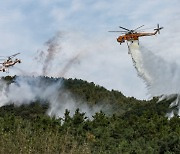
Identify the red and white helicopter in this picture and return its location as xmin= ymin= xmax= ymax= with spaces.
xmin=0 ymin=53 xmax=21 ymax=72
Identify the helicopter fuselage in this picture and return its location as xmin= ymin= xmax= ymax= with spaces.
xmin=117 ymin=31 xmax=158 ymax=44
xmin=0 ymin=52 xmax=21 ymax=73
xmin=2 ymin=59 xmax=21 ymax=67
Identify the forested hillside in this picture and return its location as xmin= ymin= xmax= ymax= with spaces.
xmin=0 ymin=76 xmax=179 ymax=153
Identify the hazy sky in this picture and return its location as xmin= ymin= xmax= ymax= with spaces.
xmin=0 ymin=0 xmax=180 ymax=99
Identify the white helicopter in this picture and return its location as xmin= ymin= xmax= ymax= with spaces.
xmin=0 ymin=53 xmax=21 ymax=72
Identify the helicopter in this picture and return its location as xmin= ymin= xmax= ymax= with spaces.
xmin=109 ymin=24 xmax=163 ymax=53
xmin=0 ymin=53 xmax=21 ymax=72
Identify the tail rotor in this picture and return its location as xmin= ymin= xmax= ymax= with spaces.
xmin=154 ymin=24 xmax=163 ymax=34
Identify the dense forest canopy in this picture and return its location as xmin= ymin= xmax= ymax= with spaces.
xmin=0 ymin=76 xmax=179 ymax=153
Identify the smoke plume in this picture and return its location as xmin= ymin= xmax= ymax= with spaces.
xmin=0 ymin=76 xmax=107 ymax=119
xmin=129 ymin=41 xmax=180 ymax=117
xmin=59 ymin=51 xmax=82 ymax=77
xmin=35 ymin=32 xmax=62 ymax=76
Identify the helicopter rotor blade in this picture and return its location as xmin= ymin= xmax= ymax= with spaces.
xmin=137 ymin=27 xmax=155 ymax=31
xmin=119 ymin=26 xmax=131 ymax=31
xmin=8 ymin=52 xmax=20 ymax=58
xmin=133 ymin=25 xmax=145 ymax=31
xmin=108 ymin=30 xmax=127 ymax=32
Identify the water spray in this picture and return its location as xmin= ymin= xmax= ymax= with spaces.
xmin=129 ymin=41 xmax=180 ymax=118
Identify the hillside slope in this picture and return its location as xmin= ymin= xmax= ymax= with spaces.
xmin=0 ymin=76 xmax=179 ymax=153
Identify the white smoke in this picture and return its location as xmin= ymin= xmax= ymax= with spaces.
xmin=129 ymin=41 xmax=180 ymax=117
xmin=0 ymin=76 xmax=107 ymax=119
